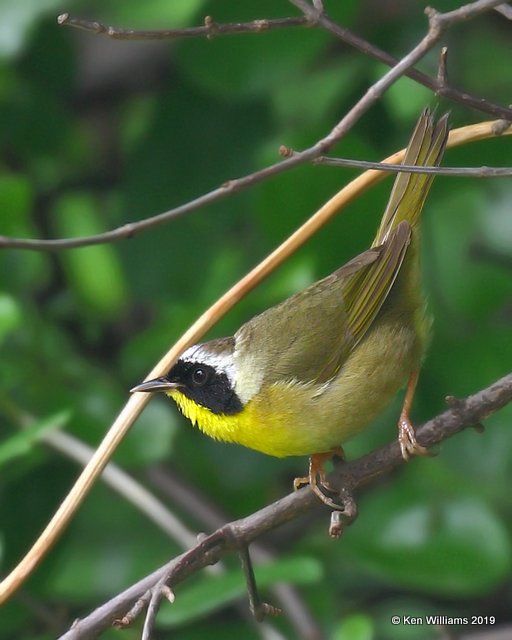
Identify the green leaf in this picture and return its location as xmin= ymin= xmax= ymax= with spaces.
xmin=52 ymin=193 xmax=129 ymax=318
xmin=0 ymin=294 xmax=22 ymax=345
xmin=333 ymin=613 xmax=375 ymax=640
xmin=158 ymin=556 xmax=323 ymax=627
xmin=0 ymin=410 xmax=71 ymax=468
xmin=345 ymin=490 xmax=511 ymax=597
xmin=0 ymin=173 xmax=49 ymax=290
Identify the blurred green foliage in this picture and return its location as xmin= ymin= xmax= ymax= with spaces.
xmin=0 ymin=1 xmax=511 ymax=639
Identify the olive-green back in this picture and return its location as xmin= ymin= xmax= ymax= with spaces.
xmin=236 ymin=110 xmax=449 ymax=388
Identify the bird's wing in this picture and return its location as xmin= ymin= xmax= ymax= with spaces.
xmin=235 ymin=221 xmax=411 ymax=386
xmin=314 ymin=220 xmax=410 ymax=382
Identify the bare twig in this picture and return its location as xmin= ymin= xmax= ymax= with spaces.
xmin=437 ymin=46 xmax=450 ymax=88
xmin=147 ymin=467 xmax=323 ymax=639
xmin=57 ymin=12 xmax=311 ymax=39
xmin=141 ymin=531 xmax=281 ymax=637
xmin=112 ymin=591 xmax=151 ymax=629
xmin=57 ymin=372 xmax=512 ymax=639
xmin=313 ymin=158 xmax=512 ymax=177
xmin=140 ymin=584 xmax=168 ymax=640
xmin=58 ymin=3 xmax=512 ymax=120
xmin=0 ymin=2 xmax=509 ymax=252
xmin=291 ymin=0 xmax=512 ymax=120
xmin=0 ymin=122 xmax=510 ymax=252
xmin=238 ymin=546 xmax=282 ymax=622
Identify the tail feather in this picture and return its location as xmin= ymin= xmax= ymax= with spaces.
xmin=372 ymin=108 xmax=449 ymax=247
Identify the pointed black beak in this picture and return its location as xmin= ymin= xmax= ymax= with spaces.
xmin=130 ymin=377 xmax=181 ymax=394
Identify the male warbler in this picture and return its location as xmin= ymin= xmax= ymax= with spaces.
xmin=132 ymin=109 xmax=449 ymax=506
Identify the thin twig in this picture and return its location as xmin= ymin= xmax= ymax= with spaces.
xmin=141 ymin=585 xmax=165 ymax=640
xmin=149 ymin=469 xmax=323 ymax=638
xmin=238 ymin=546 xmax=282 ymax=622
xmin=57 ymin=372 xmax=512 ymax=639
xmin=58 ymin=3 xmax=512 ymax=120
xmin=437 ymin=46 xmax=450 ymax=88
xmin=141 ymin=533 xmax=281 ymax=637
xmin=147 ymin=467 xmax=323 ymax=639
xmin=0 ymin=122 xmax=509 ymax=252
xmin=57 ymin=12 xmax=311 ymax=39
xmin=290 ymin=0 xmax=512 ymax=121
xmin=313 ymin=158 xmax=512 ymax=176
xmin=0 ymin=1 xmax=507 ymax=252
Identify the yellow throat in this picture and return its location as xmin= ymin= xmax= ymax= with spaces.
xmin=169 ymin=389 xmax=248 ymax=445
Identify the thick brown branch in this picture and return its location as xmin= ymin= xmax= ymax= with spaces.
xmin=58 ymin=372 xmax=512 ymax=639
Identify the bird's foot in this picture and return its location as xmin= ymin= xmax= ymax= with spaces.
xmin=398 ymin=412 xmax=428 ymax=460
xmin=294 ymin=449 xmax=347 ymax=511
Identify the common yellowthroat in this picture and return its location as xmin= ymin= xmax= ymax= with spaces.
xmin=132 ymin=109 xmax=449 ymax=506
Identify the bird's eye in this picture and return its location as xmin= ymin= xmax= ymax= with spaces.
xmin=191 ymin=367 xmax=208 ymax=386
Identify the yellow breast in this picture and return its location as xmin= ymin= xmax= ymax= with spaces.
xmin=168 ymin=309 xmax=423 ymax=459
xmin=169 ymin=387 xmax=297 ymax=456
xmin=168 ymin=384 xmax=349 ymax=458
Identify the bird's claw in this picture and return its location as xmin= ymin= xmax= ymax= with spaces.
xmin=398 ymin=413 xmax=428 ymax=460
xmin=294 ymin=449 xmax=352 ymax=512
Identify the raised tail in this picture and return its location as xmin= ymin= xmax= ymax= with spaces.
xmin=372 ymin=108 xmax=449 ymax=247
